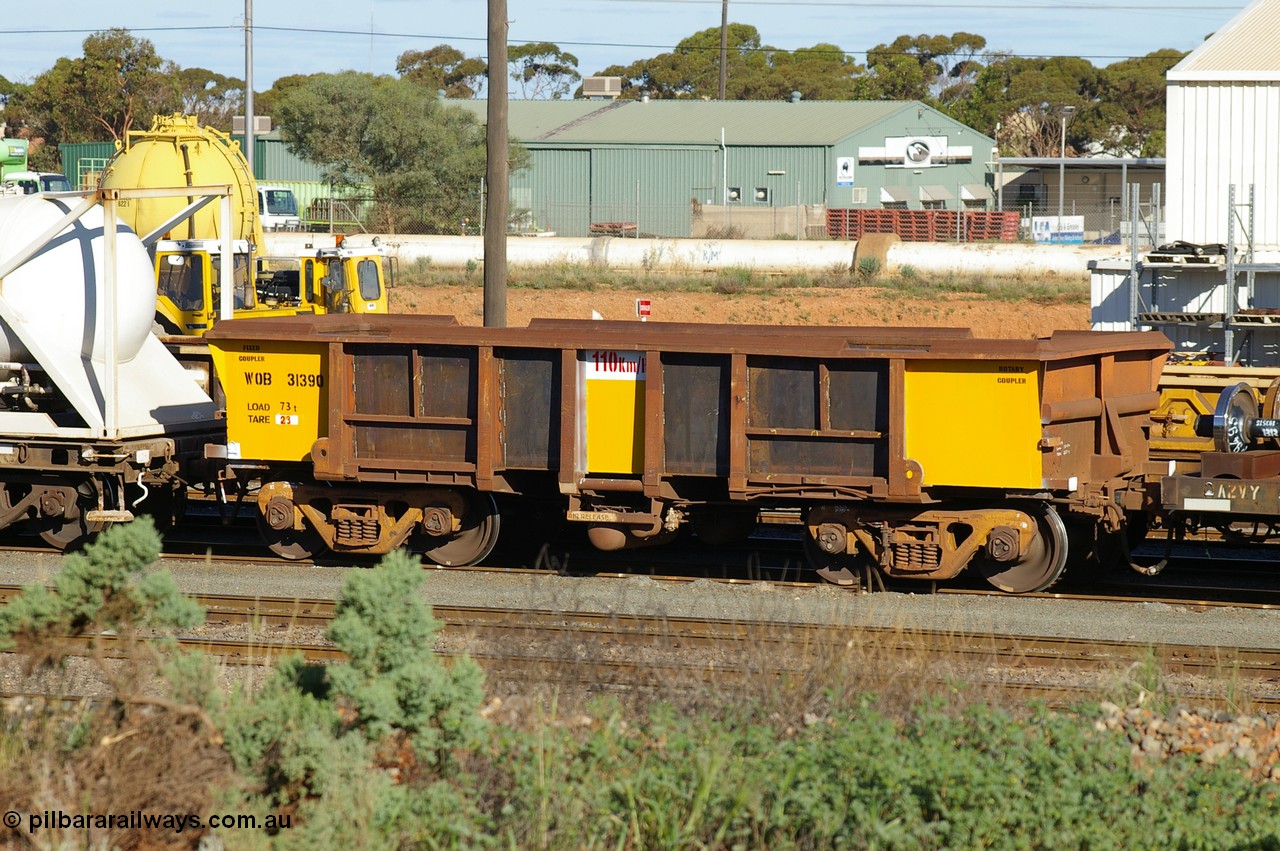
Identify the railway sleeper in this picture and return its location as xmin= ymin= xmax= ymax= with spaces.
xmin=255 ymin=480 xmax=500 ymax=565
xmin=805 ymin=502 xmax=1069 ymax=594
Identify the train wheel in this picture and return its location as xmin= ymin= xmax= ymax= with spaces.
xmin=37 ymin=515 xmax=105 ymax=551
xmin=419 ymin=491 xmax=501 ymax=567
xmin=803 ymin=535 xmax=877 ymax=588
xmin=33 ymin=481 xmax=105 ymax=551
xmin=255 ymin=513 xmax=326 ymax=560
xmin=972 ymin=504 xmax=1069 ymax=594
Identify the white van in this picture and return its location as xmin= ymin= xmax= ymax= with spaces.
xmin=3 ymin=171 xmax=73 ymax=195
xmin=258 ymin=185 xmax=302 ymax=231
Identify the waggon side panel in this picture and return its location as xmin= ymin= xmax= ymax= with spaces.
xmin=662 ymin=354 xmax=730 ymax=476
xmin=903 ymin=359 xmax=1042 ymax=489
xmin=744 ymin=355 xmax=890 ymax=482
xmin=497 ymin=348 xmax=560 ymax=471
xmin=208 ymin=337 xmax=329 ymax=462
xmin=344 ymin=344 xmax=477 ymax=472
xmin=207 ymin=317 xmax=1171 ymax=500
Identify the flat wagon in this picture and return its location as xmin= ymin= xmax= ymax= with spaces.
xmin=206 ymin=316 xmax=1171 ymax=592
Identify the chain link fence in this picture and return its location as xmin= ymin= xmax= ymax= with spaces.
xmin=997 ymin=198 xmax=1167 ymax=246
xmin=301 ymin=191 xmax=1166 ymax=245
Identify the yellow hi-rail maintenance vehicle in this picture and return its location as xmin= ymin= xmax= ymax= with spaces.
xmin=100 ymin=114 xmax=388 ymax=336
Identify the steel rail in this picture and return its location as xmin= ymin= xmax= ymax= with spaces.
xmin=2 ymin=587 xmax=1277 ymax=710
xmin=3 ymin=582 xmax=1279 ymax=672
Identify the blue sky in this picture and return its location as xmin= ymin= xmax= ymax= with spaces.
xmin=0 ymin=0 xmax=1248 ymax=92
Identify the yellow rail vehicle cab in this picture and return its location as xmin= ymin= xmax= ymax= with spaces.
xmin=155 ymin=240 xmax=320 ymax=335
xmin=155 ymin=244 xmax=255 ymax=334
xmin=310 ymin=250 xmax=388 ymax=315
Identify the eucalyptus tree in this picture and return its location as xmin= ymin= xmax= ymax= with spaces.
xmin=396 ymin=46 xmax=488 ymax=98
xmin=10 ymin=28 xmax=179 ymax=149
xmin=275 ymin=71 xmax=528 ymax=233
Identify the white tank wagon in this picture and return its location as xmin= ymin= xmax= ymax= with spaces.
xmin=0 ymin=193 xmax=220 ymax=548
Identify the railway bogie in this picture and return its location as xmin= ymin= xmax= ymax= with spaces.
xmin=0 ymin=434 xmax=207 ymax=549
xmin=249 ymin=477 xmax=501 ymax=564
xmin=206 ymin=315 xmax=1171 ymax=592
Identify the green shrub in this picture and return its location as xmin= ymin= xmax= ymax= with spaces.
xmin=217 ymin=550 xmax=488 ymax=847
xmin=856 ymin=256 xmax=882 ymax=278
xmin=479 ymin=699 xmax=1280 ymax=849
xmin=3 ymin=527 xmax=1275 ymax=849
xmin=0 ymin=517 xmax=203 ymax=656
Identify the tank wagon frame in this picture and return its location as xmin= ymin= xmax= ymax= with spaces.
xmin=0 ymin=190 xmax=222 ymax=547
xmin=206 ymin=315 xmax=1171 ymax=593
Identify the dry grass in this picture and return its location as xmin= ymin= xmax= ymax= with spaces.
xmin=447 ymin=601 xmax=1273 ymax=732
xmin=392 ymin=258 xmax=1086 ymax=303
xmin=0 ymin=687 xmax=233 ymax=850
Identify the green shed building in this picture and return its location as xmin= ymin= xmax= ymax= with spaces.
xmin=61 ymin=99 xmax=996 ymax=239
xmin=446 ymin=98 xmax=996 ymax=238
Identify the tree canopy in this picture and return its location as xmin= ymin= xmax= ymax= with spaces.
xmin=274 ymin=71 xmax=529 ymax=233
xmin=9 ymin=29 xmax=179 ymax=151
xmin=0 ymin=25 xmax=1190 ymax=165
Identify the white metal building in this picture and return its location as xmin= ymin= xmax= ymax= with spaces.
xmin=1165 ymin=0 xmax=1280 ymax=249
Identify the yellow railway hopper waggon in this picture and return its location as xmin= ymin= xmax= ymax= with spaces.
xmin=205 ymin=316 xmax=1171 ymax=593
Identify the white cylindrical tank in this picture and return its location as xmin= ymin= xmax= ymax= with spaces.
xmin=0 ymin=195 xmax=156 ymax=366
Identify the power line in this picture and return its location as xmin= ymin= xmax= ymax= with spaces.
xmin=0 ymin=23 xmax=1200 ymax=64
xmin=593 ymin=0 xmax=1233 ymax=5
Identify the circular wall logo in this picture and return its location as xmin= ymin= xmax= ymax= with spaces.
xmin=906 ymin=140 xmax=931 ymax=163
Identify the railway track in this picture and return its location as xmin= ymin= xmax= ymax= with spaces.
xmin=13 ymin=527 xmax=1280 ymax=610
xmin=2 ymin=584 xmax=1277 ymax=711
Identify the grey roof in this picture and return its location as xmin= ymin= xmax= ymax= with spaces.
xmin=443 ymin=99 xmax=944 ymax=146
xmin=1000 ymin=157 xmax=1166 ymax=167
xmin=1168 ymin=0 xmax=1280 ymax=81
xmin=442 ymin=100 xmax=607 ymax=139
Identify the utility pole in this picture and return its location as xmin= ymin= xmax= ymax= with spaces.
xmin=244 ymin=0 xmax=254 ymax=179
xmin=717 ymin=0 xmax=728 ymax=100
xmin=1057 ymin=105 xmax=1076 ymax=224
xmin=484 ymin=0 xmax=508 ymax=327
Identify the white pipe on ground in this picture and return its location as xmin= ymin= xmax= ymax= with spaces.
xmin=264 ymin=233 xmax=1124 ymax=280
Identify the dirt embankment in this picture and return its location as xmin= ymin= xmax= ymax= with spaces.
xmin=392 ymin=286 xmax=1088 ymax=339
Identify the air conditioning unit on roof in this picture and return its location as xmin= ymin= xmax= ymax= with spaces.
xmin=582 ymin=77 xmax=622 ymax=99
xmin=233 ymin=115 xmax=273 ymax=134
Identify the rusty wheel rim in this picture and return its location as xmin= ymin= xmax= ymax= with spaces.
xmin=803 ymin=534 xmax=868 ymax=588
xmin=37 ymin=515 xmax=104 ymax=551
xmin=33 ymin=480 xmax=104 ymax=551
xmin=973 ymin=504 xmax=1069 ymax=594
xmin=420 ymin=491 xmax=501 ymax=567
xmin=255 ymin=512 xmax=326 ymax=560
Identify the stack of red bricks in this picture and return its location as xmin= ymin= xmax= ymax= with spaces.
xmin=824 ymin=209 xmax=1020 ymax=242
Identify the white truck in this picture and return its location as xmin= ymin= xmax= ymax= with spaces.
xmin=257 ymin=184 xmax=302 ymax=231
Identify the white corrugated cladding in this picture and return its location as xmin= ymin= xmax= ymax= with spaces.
xmin=1166 ymin=0 xmax=1280 ymax=247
